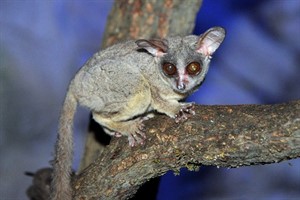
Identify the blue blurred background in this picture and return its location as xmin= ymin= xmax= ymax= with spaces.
xmin=0 ymin=0 xmax=299 ymax=199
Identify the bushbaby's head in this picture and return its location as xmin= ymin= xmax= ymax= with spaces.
xmin=135 ymin=27 xmax=226 ymax=94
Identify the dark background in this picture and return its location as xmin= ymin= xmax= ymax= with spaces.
xmin=1 ymin=0 xmax=299 ymax=199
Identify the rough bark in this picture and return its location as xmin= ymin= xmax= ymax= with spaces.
xmin=74 ymin=101 xmax=300 ymax=199
xmin=101 ymin=0 xmax=203 ymax=47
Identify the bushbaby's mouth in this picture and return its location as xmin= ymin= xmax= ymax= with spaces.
xmin=173 ymin=87 xmax=190 ymax=95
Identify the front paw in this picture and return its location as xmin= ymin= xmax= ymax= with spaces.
xmin=174 ymin=103 xmax=195 ymax=123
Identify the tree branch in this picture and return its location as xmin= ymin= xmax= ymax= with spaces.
xmin=73 ymin=101 xmax=300 ymax=199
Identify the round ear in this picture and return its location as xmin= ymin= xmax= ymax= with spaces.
xmin=196 ymin=27 xmax=226 ymax=57
xmin=135 ymin=39 xmax=168 ymax=57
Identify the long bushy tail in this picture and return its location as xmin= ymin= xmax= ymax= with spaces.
xmin=50 ymin=91 xmax=77 ymax=200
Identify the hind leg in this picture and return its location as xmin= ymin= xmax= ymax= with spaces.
xmin=92 ymin=113 xmax=148 ymax=146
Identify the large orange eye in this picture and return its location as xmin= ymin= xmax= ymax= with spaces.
xmin=186 ymin=62 xmax=201 ymax=75
xmin=162 ymin=63 xmax=177 ymax=76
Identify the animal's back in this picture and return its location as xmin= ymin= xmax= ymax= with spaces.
xmin=70 ymin=40 xmax=153 ymax=114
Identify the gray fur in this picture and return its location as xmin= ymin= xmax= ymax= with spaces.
xmin=51 ymin=27 xmax=225 ymax=200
